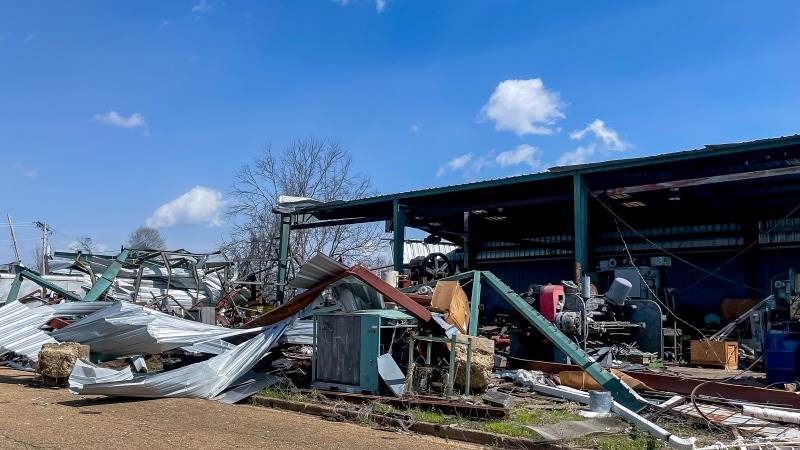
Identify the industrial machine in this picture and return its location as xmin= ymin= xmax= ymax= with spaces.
xmin=522 ymin=277 xmax=664 ymax=357
xmin=405 ymin=252 xmax=454 ymax=283
xmin=311 ymin=310 xmax=414 ymax=394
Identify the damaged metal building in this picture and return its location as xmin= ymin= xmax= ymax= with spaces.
xmin=275 ymin=135 xmax=800 ymax=327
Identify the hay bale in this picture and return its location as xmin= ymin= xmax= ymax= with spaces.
xmin=37 ymin=342 xmax=90 ymax=380
xmin=452 ymin=336 xmax=494 ymax=392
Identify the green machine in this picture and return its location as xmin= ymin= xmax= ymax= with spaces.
xmin=312 ymin=310 xmax=412 ymax=394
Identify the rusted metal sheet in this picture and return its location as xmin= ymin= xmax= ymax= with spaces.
xmin=244 ymin=265 xmax=431 ymax=328
xmin=302 ymin=389 xmax=508 ymax=419
xmin=595 ymin=165 xmax=800 ymax=197
xmin=514 ymin=359 xmax=800 ymax=409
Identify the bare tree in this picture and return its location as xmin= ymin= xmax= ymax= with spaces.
xmin=68 ymin=236 xmax=95 ymax=253
xmin=128 ymin=227 xmax=166 ymax=250
xmin=223 ymin=137 xmax=384 ymax=286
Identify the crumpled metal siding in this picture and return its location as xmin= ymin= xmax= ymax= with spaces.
xmin=51 ymin=302 xmax=263 ymax=356
xmin=68 ymin=319 xmax=290 ymax=399
xmin=0 ymin=301 xmax=56 ymax=361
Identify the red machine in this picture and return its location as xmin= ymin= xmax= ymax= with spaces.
xmin=539 ymin=284 xmax=564 ymax=321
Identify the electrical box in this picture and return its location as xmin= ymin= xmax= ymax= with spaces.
xmin=312 ymin=311 xmax=413 ymax=395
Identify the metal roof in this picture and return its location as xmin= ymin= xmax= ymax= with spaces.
xmin=296 ymin=134 xmax=800 ymax=215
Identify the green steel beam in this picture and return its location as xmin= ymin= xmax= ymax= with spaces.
xmin=468 ymin=270 xmax=481 ymax=335
xmin=82 ymin=249 xmax=131 ymax=302
xmin=573 ymin=174 xmax=588 ymax=274
xmin=4 ymin=270 xmax=83 ymax=304
xmin=392 ymin=199 xmax=406 ymax=272
xmin=275 ymin=214 xmax=291 ymax=304
xmin=480 ymin=271 xmax=645 ymax=412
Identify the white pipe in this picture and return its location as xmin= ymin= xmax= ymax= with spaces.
xmin=528 ymin=383 xmax=697 ymax=450
xmin=741 ymin=405 xmax=800 ymax=425
xmin=695 ymin=441 xmax=800 ymax=450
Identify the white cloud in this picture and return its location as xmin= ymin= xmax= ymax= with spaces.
xmin=14 ymin=163 xmax=37 ymax=178
xmin=24 ymin=32 xmax=38 ymax=42
xmin=438 ymin=145 xmax=544 ymax=176
xmin=495 ymin=144 xmax=541 ymax=168
xmin=437 ymin=153 xmax=473 ymax=176
xmin=570 ymin=119 xmax=627 ymax=151
xmin=160 ymin=20 xmax=171 ymax=28
xmin=192 ymin=0 xmax=212 ymax=13
xmin=410 ymin=124 xmax=419 ymax=133
xmin=556 ymin=144 xmax=596 ymax=166
xmin=479 ymin=78 xmax=565 ymax=136
xmin=146 ymin=186 xmax=223 ymax=228
xmin=94 ymin=111 xmax=148 ymax=135
xmin=375 ymin=0 xmax=387 ymax=12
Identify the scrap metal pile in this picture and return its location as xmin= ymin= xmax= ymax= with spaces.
xmin=1 ymin=249 xmax=799 ymax=450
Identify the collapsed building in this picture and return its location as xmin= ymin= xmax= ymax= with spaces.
xmin=1 ymin=135 xmax=800 ymax=449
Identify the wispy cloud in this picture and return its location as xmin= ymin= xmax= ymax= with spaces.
xmin=146 ymin=186 xmax=223 ymax=228
xmin=570 ymin=119 xmax=627 ymax=151
xmin=410 ymin=124 xmax=420 ymax=133
xmin=495 ymin=144 xmax=542 ymax=168
xmin=160 ymin=19 xmax=171 ymax=28
xmin=334 ymin=0 xmax=388 ymax=13
xmin=478 ymin=78 xmax=565 ymax=136
xmin=437 ymin=153 xmax=473 ymax=176
xmin=192 ymin=0 xmax=212 ymax=13
xmin=556 ymin=143 xmax=597 ymax=166
xmin=438 ymin=144 xmax=543 ymax=177
xmin=15 ymin=163 xmax=38 ymax=178
xmin=94 ymin=111 xmax=149 ymax=135
xmin=24 ymin=32 xmax=38 ymax=43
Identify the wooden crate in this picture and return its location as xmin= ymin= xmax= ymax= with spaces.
xmin=690 ymin=340 xmax=738 ymax=369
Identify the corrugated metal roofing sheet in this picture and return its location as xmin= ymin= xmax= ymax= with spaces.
xmin=297 ymin=134 xmax=800 ymax=213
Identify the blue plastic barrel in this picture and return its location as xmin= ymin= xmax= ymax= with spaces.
xmin=764 ymin=331 xmax=800 ymax=385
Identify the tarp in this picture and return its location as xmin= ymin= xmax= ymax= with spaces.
xmin=68 ymin=319 xmax=290 ymax=399
xmin=51 ymin=302 xmax=263 ymax=356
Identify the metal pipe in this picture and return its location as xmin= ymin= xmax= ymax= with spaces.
xmin=526 ymin=383 xmax=696 ymax=450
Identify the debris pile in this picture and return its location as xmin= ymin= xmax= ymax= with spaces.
xmin=0 ymin=249 xmax=798 ymax=450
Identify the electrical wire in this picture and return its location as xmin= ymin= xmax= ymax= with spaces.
xmin=591 ymin=192 xmax=768 ymax=295
xmin=682 ymin=201 xmax=800 ymax=293
xmin=689 ymin=355 xmax=764 ymax=432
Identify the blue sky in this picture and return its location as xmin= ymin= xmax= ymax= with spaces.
xmin=2 ymin=1 xmax=800 ymax=263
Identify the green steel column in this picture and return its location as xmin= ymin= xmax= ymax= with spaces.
xmin=468 ymin=270 xmax=481 ymax=335
xmin=392 ymin=199 xmax=406 ymax=272
xmin=573 ymin=174 xmax=589 ymax=275
xmin=275 ymin=213 xmax=291 ymax=304
xmin=83 ymin=249 xmax=130 ymax=302
xmin=462 ymin=211 xmax=470 ymax=270
xmin=4 ymin=274 xmax=22 ymax=305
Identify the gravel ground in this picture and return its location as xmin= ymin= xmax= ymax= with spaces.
xmin=0 ymin=368 xmax=479 ymax=449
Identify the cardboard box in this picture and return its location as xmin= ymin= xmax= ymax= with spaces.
xmin=690 ymin=340 xmax=738 ymax=369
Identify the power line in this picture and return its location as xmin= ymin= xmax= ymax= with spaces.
xmin=681 ymin=200 xmax=800 ymax=292
xmin=591 ymin=192 xmax=768 ymax=294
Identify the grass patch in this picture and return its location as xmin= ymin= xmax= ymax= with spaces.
xmin=513 ymin=407 xmax=582 ymax=426
xmin=409 ymin=408 xmax=451 ymax=424
xmin=572 ymin=431 xmax=662 ymax=450
xmin=482 ymin=420 xmax=538 ymax=438
xmin=259 ymin=387 xmax=308 ymax=402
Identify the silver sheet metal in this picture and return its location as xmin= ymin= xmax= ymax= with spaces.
xmin=52 ymin=302 xmax=263 ymax=356
xmin=68 ymin=319 xmax=290 ymax=399
xmin=286 ymin=252 xmax=347 ymax=289
xmin=0 ymin=301 xmax=56 ymax=362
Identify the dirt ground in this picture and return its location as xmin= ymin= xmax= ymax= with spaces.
xmin=0 ymin=368 xmax=480 ymax=450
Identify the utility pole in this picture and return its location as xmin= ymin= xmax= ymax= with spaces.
xmin=35 ymin=221 xmax=49 ymax=274
xmin=6 ymin=214 xmax=21 ymax=264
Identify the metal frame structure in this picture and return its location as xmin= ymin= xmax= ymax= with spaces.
xmin=272 ymin=135 xmax=800 ymax=309
xmin=403 ymin=270 xmax=645 ymax=411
